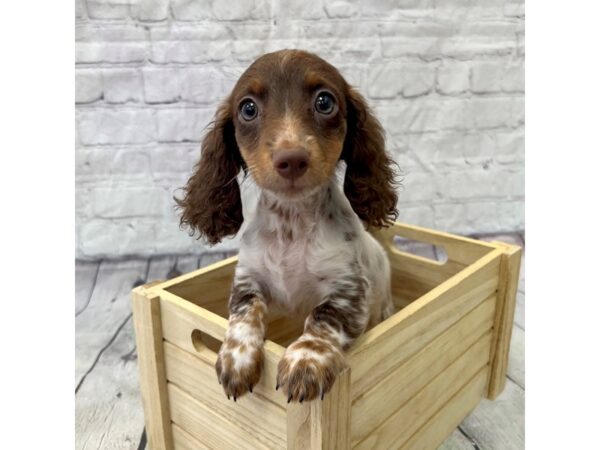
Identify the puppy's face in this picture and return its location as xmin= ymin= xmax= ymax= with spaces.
xmin=229 ymin=50 xmax=349 ymax=199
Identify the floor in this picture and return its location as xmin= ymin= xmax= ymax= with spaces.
xmin=75 ymin=232 xmax=525 ymax=450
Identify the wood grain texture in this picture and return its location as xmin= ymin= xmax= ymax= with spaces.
xmin=75 ymin=315 xmax=145 ymax=450
xmin=487 ymin=243 xmax=522 ymax=399
xmin=349 ymin=249 xmax=502 ymax=398
xmin=351 ymin=296 xmax=495 ymax=444
xmin=168 ymin=382 xmax=271 ymax=450
xmin=400 ymin=368 xmax=488 ymax=450
xmin=131 ymin=285 xmax=174 ymax=450
xmin=159 ymin=291 xmax=286 ymax=408
xmin=76 ymin=259 xmax=147 ymax=385
xmin=287 ymin=368 xmax=351 ymax=450
xmin=163 ymin=341 xmax=286 ymax=448
xmin=171 ymin=424 xmax=211 ymax=450
xmin=354 ymin=336 xmax=491 ymax=449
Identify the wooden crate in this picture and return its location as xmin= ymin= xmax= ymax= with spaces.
xmin=131 ymin=222 xmax=521 ymax=450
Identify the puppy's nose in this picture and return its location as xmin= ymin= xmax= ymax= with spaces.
xmin=273 ymin=149 xmax=309 ymax=180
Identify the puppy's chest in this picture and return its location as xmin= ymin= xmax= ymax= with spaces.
xmin=260 ymin=237 xmax=322 ymax=313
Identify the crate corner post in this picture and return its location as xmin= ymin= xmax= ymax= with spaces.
xmin=286 ymin=368 xmax=351 ymax=450
xmin=487 ymin=243 xmax=523 ymax=400
xmin=131 ymin=284 xmax=175 ymax=450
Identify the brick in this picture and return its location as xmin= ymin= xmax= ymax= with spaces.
xmin=171 ymin=0 xmax=213 ymax=20
xmin=76 ymin=69 xmax=103 ymax=104
xmin=212 ymin=0 xmax=265 ymax=20
xmin=76 ymin=147 xmax=153 ymax=181
xmin=467 ymin=97 xmax=514 ymax=129
xmin=444 ymin=169 xmax=509 ymax=200
xmin=397 ymin=205 xmax=435 ymax=229
xmin=180 ymin=67 xmax=224 ymax=104
xmin=279 ymin=0 xmax=325 ymax=19
xmin=75 ymin=0 xmax=85 ymax=18
xmin=103 ymin=69 xmax=143 ymax=103
xmin=92 ymin=187 xmax=169 ymax=218
xmin=433 ymin=203 xmax=467 ymax=232
xmin=436 ymin=62 xmax=470 ymax=95
xmin=76 ymin=42 xmax=147 ymax=64
xmin=471 ymin=61 xmax=524 ymax=93
xmin=325 ymin=1 xmax=358 ymax=18
xmin=496 ymin=129 xmax=524 ymax=164
xmin=76 ymin=23 xmax=147 ymax=42
xmin=150 ymin=41 xmax=231 ymax=64
xmin=142 ymin=68 xmax=181 ymax=104
xmin=402 ymin=64 xmax=435 ymax=97
xmin=150 ymin=146 xmax=198 ymax=178
xmin=504 ymin=3 xmax=525 ymax=17
xmin=401 ymin=171 xmax=442 ymax=202
xmin=80 ymin=219 xmax=157 ymax=256
xmin=359 ymin=0 xmax=434 ymax=17
xmin=77 ymin=109 xmax=156 ymax=145
xmin=87 ymin=1 xmax=130 ymax=19
xmin=131 ymin=0 xmax=170 ymax=21
xmin=156 ymin=108 xmax=213 ymax=142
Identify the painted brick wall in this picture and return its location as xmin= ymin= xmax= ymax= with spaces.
xmin=75 ymin=0 xmax=525 ymax=259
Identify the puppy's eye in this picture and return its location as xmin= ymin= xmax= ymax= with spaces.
xmin=315 ymin=92 xmax=336 ymax=115
xmin=239 ymin=99 xmax=258 ymax=121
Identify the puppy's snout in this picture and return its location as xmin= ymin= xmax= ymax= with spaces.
xmin=273 ymin=149 xmax=309 ymax=180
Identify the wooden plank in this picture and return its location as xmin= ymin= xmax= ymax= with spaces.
xmin=459 ymin=378 xmax=525 ymax=450
xmin=160 ymin=291 xmax=286 ymax=408
xmin=287 ymin=368 xmax=351 ymax=450
xmin=374 ymin=222 xmax=499 ymax=266
xmin=171 ymin=424 xmax=210 ymax=450
xmin=75 ymin=260 xmax=99 ymax=315
xmin=76 ymin=259 xmax=148 ymax=386
xmin=168 ymin=382 xmax=270 ymax=450
xmin=153 ymin=256 xmax=237 ymax=300
xmin=354 ymin=335 xmax=491 ymax=450
xmin=75 ymin=315 xmax=145 ymax=450
xmin=351 ymin=296 xmax=495 ymax=444
xmin=349 ymin=249 xmax=502 ymax=397
xmin=163 ymin=342 xmax=286 ymax=448
xmin=507 ymin=324 xmax=525 ymax=388
xmin=487 ymin=243 xmax=522 ymax=399
xmin=131 ymin=285 xmax=174 ymax=450
xmin=400 ymin=369 xmax=488 ymax=450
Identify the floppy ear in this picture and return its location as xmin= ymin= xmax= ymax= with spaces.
xmin=175 ymin=99 xmax=244 ymax=245
xmin=341 ymin=88 xmax=399 ymax=228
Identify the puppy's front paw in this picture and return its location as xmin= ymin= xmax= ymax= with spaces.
xmin=276 ymin=337 xmax=345 ymax=403
xmin=216 ymin=339 xmax=263 ymax=401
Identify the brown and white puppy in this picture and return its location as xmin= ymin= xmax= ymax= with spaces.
xmin=177 ymin=49 xmax=398 ymax=403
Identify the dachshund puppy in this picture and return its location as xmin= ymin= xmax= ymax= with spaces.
xmin=177 ymin=49 xmax=398 ymax=403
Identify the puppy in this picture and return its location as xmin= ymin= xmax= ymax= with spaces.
xmin=177 ymin=49 xmax=398 ymax=403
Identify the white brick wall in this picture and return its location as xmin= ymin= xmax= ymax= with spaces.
xmin=75 ymin=0 xmax=525 ymax=259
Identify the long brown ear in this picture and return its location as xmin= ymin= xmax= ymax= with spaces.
xmin=175 ymin=99 xmax=244 ymax=245
xmin=341 ymin=88 xmax=399 ymax=228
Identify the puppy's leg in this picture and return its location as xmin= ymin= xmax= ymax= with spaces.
xmin=276 ymin=278 xmax=369 ymax=402
xmin=216 ymin=283 xmax=267 ymax=401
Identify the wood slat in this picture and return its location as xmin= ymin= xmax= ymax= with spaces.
xmin=287 ymin=369 xmax=351 ymax=450
xmin=487 ymin=243 xmax=522 ymax=399
xmin=400 ymin=369 xmax=488 ymax=450
xmin=160 ymin=292 xmax=286 ymax=408
xmin=131 ymin=286 xmax=174 ymax=450
xmin=75 ymin=316 xmax=145 ymax=450
xmin=171 ymin=424 xmax=210 ymax=450
xmin=373 ymin=222 xmax=499 ymax=266
xmin=351 ymin=295 xmax=496 ymax=444
xmin=76 ymin=259 xmax=147 ymax=385
xmin=167 ymin=382 xmax=271 ymax=450
xmin=163 ymin=342 xmax=286 ymax=448
xmin=353 ymin=335 xmax=491 ymax=450
xmin=349 ymin=249 xmax=502 ymax=397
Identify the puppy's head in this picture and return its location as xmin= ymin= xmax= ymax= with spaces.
xmin=177 ymin=50 xmax=398 ymax=244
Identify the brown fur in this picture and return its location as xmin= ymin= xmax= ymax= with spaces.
xmin=175 ymin=49 xmax=399 ymax=244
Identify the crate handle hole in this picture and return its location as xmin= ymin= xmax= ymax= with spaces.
xmin=392 ymin=235 xmax=448 ymax=264
xmin=191 ymin=329 xmax=222 ymax=354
